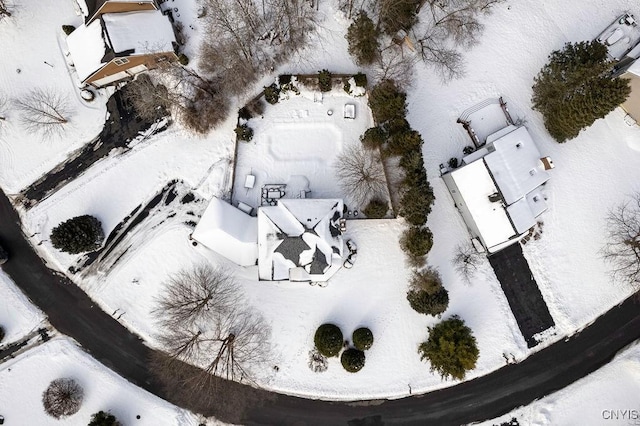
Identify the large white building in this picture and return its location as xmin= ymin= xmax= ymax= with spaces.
xmin=442 ymin=125 xmax=553 ymax=253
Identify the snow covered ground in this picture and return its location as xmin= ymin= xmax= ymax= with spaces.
xmin=0 ymin=271 xmax=46 ymax=345
xmin=0 ymin=337 xmax=202 ymax=426
xmin=1 ymin=0 xmax=639 ymax=406
xmin=478 ymin=341 xmax=640 ymax=426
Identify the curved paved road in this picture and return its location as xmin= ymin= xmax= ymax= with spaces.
xmin=1 ymin=188 xmax=639 ymax=426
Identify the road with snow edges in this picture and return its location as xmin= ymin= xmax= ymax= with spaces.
xmin=1 ymin=188 xmax=639 ymax=426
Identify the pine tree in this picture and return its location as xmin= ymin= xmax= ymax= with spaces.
xmin=50 ymin=215 xmax=104 ymax=254
xmin=88 ymin=411 xmax=120 ymax=426
xmin=532 ymin=41 xmax=631 ymax=142
xmin=346 ymin=11 xmax=380 ymax=65
xmin=418 ymin=315 xmax=479 ymax=380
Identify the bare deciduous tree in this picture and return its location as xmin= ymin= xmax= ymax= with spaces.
xmin=122 ymin=74 xmax=173 ymax=123
xmin=335 ymin=144 xmax=388 ymax=207
xmin=452 ymin=242 xmax=483 ymax=282
xmin=0 ymin=0 xmax=12 ymax=18
xmin=14 ymin=88 xmax=72 ymax=139
xmin=374 ymin=47 xmax=417 ymax=88
xmin=42 ymin=378 xmax=84 ymax=419
xmin=602 ymin=193 xmax=640 ymax=289
xmin=414 ymin=0 xmax=504 ymax=81
xmin=154 ymin=264 xmax=271 ymax=393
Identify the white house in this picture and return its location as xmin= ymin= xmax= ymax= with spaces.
xmin=193 ymin=198 xmax=345 ymax=282
xmin=442 ymin=125 xmax=553 ymax=253
xmin=191 ymin=197 xmax=258 ymax=266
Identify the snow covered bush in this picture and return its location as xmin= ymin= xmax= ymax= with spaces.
xmin=407 ymin=268 xmax=449 ymax=316
xmin=341 ymin=348 xmax=366 ymax=373
xmin=346 ymin=11 xmax=380 ymax=65
xmin=363 ymin=198 xmax=389 ymax=218
xmin=532 ymin=40 xmax=630 ymax=142
xmin=352 ymin=328 xmax=374 ymax=351
xmin=418 ymin=316 xmax=479 ymax=380
xmin=264 ymin=84 xmax=280 ymax=105
xmin=308 ymin=349 xmax=329 ymax=373
xmin=42 ymin=378 xmax=84 ymax=419
xmin=88 ymin=411 xmax=120 ymax=426
xmin=314 ymin=324 xmax=343 ymax=357
xmin=50 ymin=215 xmax=104 ymax=254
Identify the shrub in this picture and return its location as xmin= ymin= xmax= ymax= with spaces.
xmin=448 ymin=157 xmax=459 ymax=169
xmin=279 ymin=74 xmax=292 ymax=85
xmin=532 ymin=41 xmax=630 ymax=142
xmin=346 ymin=12 xmax=380 ymax=65
xmin=410 ymin=268 xmax=443 ymax=294
xmin=62 ymin=25 xmax=76 ymax=35
xmin=264 ymin=83 xmax=280 ymax=104
xmin=238 ymin=107 xmax=252 ymax=120
xmin=50 ymin=215 xmax=104 ymax=254
xmin=341 ymin=348 xmax=366 ymax=372
xmin=314 ymin=324 xmax=343 ymax=357
xmin=400 ymin=226 xmax=433 ymax=259
xmin=418 ymin=316 xmax=479 ymax=380
xmin=353 ymin=72 xmax=368 ymax=88
xmin=369 ymin=80 xmax=406 ymax=124
xmin=235 ymin=123 xmax=254 ymax=142
xmin=0 ymin=325 xmax=4 ymax=342
xmin=407 ymin=288 xmax=449 ymax=316
xmin=177 ymin=53 xmax=189 ymax=65
xmin=89 ymin=411 xmax=121 ymax=426
xmin=352 ymin=328 xmax=374 ymax=351
xmin=364 ymin=198 xmax=388 ymax=218
xmin=361 ymin=127 xmax=386 ymax=150
xmin=388 ymin=129 xmax=423 ymax=156
xmin=318 ymin=69 xmax=332 ymax=92
xmin=42 ymin=378 xmax=84 ymax=419
xmin=400 ymin=186 xmax=433 ymax=226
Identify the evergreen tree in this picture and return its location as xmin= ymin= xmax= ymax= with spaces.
xmin=50 ymin=215 xmax=104 ymax=254
xmin=346 ymin=11 xmax=380 ymax=66
xmin=88 ymin=411 xmax=120 ymax=426
xmin=368 ymin=80 xmax=407 ymax=124
xmin=418 ymin=315 xmax=479 ymax=380
xmin=407 ymin=288 xmax=449 ymax=316
xmin=532 ymin=41 xmax=630 ymax=142
xmin=400 ymin=226 xmax=433 ymax=258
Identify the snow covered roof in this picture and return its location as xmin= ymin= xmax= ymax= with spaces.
xmin=67 ymin=20 xmax=108 ymax=81
xmin=484 ymin=126 xmax=550 ymax=205
xmin=258 ymin=199 xmax=344 ymax=281
xmin=192 ymin=198 xmax=258 ymax=266
xmin=449 ymin=160 xmax=517 ymax=250
xmin=102 ymin=11 xmax=175 ymax=55
xmin=445 ymin=125 xmax=551 ymax=252
xmin=66 ymin=10 xmax=175 ymax=82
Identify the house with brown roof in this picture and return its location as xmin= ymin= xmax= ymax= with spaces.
xmin=66 ymin=6 xmax=177 ymax=88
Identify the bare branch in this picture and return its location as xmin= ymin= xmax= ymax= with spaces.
xmin=452 ymin=242 xmax=483 ymax=282
xmin=14 ymin=88 xmax=72 ymax=139
xmin=602 ymin=193 xmax=640 ymax=289
xmin=335 ymin=144 xmax=388 ymax=207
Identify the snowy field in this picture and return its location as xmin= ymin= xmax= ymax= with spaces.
xmin=233 ymin=85 xmax=374 ymax=210
xmin=1 ymin=0 xmax=639 ymax=406
xmin=478 ymin=341 xmax=640 ymax=426
xmin=0 ymin=337 xmax=202 ymax=426
xmin=0 ymin=0 xmax=108 ymax=194
xmin=0 ymin=271 xmax=46 ymax=345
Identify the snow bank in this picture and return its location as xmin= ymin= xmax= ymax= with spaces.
xmin=0 ymin=271 xmax=45 ymax=344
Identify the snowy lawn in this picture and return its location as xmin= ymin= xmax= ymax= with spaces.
xmin=0 ymin=337 xmax=201 ymax=426
xmin=0 ymin=270 xmax=46 ymax=345
xmin=0 ymin=0 xmax=108 ymax=194
xmin=233 ymin=83 xmax=374 ymax=210
xmin=478 ymin=341 xmax=640 ymax=426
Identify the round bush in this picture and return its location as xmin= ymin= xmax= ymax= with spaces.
xmin=341 ymin=348 xmax=366 ymax=373
xmin=314 ymin=324 xmax=343 ymax=357
xmin=264 ymin=83 xmax=280 ymax=104
xmin=363 ymin=198 xmax=388 ymax=218
xmin=50 ymin=215 xmax=104 ymax=254
xmin=361 ymin=127 xmax=386 ymax=150
xmin=177 ymin=53 xmax=189 ymax=66
xmin=42 ymin=378 xmax=84 ymax=419
xmin=407 ymin=288 xmax=449 ymax=316
xmin=400 ymin=226 xmax=433 ymax=258
xmin=235 ymin=123 xmax=253 ymax=142
xmin=352 ymin=327 xmax=374 ymax=351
